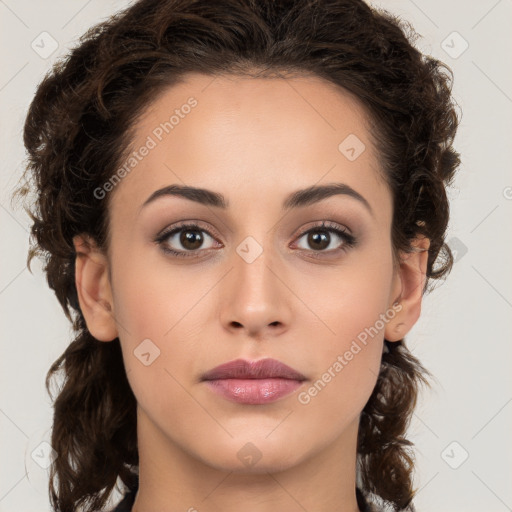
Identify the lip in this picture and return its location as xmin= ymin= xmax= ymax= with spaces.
xmin=201 ymin=358 xmax=307 ymax=405
xmin=201 ymin=358 xmax=306 ymax=381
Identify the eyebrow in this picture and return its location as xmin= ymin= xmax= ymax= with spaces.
xmin=141 ymin=182 xmax=374 ymax=216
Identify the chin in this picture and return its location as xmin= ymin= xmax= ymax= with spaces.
xmin=198 ymin=437 xmax=307 ymax=474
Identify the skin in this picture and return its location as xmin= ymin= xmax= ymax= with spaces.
xmin=73 ymin=72 xmax=429 ymax=512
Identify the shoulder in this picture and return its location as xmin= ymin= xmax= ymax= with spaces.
xmin=110 ymin=487 xmax=137 ymax=512
xmin=360 ymin=490 xmax=416 ymax=512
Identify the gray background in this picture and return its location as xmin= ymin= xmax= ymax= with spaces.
xmin=1 ymin=0 xmax=511 ymax=511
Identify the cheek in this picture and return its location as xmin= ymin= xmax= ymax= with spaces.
xmin=110 ymin=248 xmax=200 ymax=339
xmin=111 ymin=259 xmax=204 ymax=421
xmin=110 ymin=250 xmax=213 ymax=393
xmin=293 ymin=249 xmax=393 ymax=410
xmin=302 ymin=246 xmax=394 ymax=349
xmin=295 ymin=277 xmax=389 ymax=429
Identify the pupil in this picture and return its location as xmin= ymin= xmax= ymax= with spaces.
xmin=309 ymin=231 xmax=329 ymax=250
xmin=181 ymin=230 xmax=203 ymax=250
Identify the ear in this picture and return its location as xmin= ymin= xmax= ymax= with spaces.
xmin=384 ymin=235 xmax=430 ymax=342
xmin=73 ymin=234 xmax=118 ymax=342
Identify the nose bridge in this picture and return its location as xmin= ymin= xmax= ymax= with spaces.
xmin=220 ymin=225 xmax=291 ymax=333
xmin=233 ymin=231 xmax=278 ymax=303
xmin=230 ymin=202 xmax=280 ymax=283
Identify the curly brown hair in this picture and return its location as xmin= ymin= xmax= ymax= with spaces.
xmin=15 ymin=0 xmax=461 ymax=511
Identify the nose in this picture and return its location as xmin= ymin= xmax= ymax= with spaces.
xmin=219 ymin=239 xmax=292 ymax=338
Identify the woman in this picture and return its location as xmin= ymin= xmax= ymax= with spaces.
xmin=18 ymin=0 xmax=460 ymax=510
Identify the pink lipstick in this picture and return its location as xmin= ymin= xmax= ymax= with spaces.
xmin=201 ymin=358 xmax=306 ymax=405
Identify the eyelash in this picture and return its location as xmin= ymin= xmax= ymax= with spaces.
xmin=154 ymin=220 xmax=357 ymax=259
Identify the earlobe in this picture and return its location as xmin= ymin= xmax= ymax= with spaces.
xmin=384 ymin=236 xmax=430 ymax=342
xmin=73 ymin=234 xmax=118 ymax=342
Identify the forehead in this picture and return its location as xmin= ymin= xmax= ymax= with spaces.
xmin=108 ymin=72 xmax=389 ymax=220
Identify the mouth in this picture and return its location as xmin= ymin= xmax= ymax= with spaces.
xmin=201 ymin=358 xmax=307 ymax=405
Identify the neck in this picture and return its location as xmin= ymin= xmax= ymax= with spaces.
xmin=131 ymin=406 xmax=362 ymax=512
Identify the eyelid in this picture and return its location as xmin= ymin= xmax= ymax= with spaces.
xmin=294 ymin=219 xmax=352 ymax=238
xmin=155 ymin=220 xmax=222 ymax=242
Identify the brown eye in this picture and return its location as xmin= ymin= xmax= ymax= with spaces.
xmin=304 ymin=230 xmax=331 ymax=251
xmin=155 ymin=223 xmax=219 ymax=258
xmin=178 ymin=229 xmax=205 ymax=250
xmin=295 ymin=222 xmax=356 ymax=255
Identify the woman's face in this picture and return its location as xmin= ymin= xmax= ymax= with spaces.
xmin=78 ymin=72 xmax=412 ymax=473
